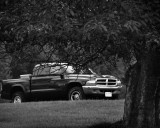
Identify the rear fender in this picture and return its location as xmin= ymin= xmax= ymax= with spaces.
xmin=11 ymin=84 xmax=25 ymax=96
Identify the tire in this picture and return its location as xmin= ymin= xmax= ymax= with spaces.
xmin=68 ymin=87 xmax=85 ymax=101
xmin=12 ymin=92 xmax=25 ymax=103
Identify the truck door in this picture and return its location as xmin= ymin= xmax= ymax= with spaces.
xmin=30 ymin=76 xmax=55 ymax=100
xmin=30 ymin=63 xmax=68 ymax=100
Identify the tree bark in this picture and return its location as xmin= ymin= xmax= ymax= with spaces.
xmin=123 ymin=49 xmax=160 ymax=128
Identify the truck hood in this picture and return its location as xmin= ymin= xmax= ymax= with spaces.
xmin=65 ymin=74 xmax=97 ymax=80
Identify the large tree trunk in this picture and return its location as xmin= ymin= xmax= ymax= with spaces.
xmin=123 ymin=49 xmax=160 ymax=128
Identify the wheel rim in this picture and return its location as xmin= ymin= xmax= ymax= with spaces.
xmin=70 ymin=91 xmax=81 ymax=100
xmin=14 ymin=96 xmax=22 ymax=103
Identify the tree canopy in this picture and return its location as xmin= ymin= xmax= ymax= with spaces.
xmin=1 ymin=0 xmax=159 ymax=66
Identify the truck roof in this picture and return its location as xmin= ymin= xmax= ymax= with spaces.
xmin=34 ymin=62 xmax=68 ymax=67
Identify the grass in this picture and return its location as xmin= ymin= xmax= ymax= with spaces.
xmin=0 ymin=100 xmax=124 ymax=128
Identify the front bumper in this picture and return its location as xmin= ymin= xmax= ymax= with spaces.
xmin=82 ymin=85 xmax=122 ymax=96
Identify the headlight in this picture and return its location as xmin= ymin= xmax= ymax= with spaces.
xmin=117 ymin=80 xmax=121 ymax=85
xmin=85 ymin=80 xmax=96 ymax=86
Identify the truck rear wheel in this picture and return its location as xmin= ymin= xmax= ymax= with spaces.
xmin=12 ymin=92 xmax=25 ymax=103
xmin=68 ymin=87 xmax=84 ymax=101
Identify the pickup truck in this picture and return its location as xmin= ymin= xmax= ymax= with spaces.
xmin=0 ymin=63 xmax=122 ymax=103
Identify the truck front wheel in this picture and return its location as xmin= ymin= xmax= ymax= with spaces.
xmin=68 ymin=87 xmax=84 ymax=101
xmin=12 ymin=92 xmax=25 ymax=103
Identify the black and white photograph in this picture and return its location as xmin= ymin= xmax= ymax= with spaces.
xmin=0 ymin=0 xmax=160 ymax=128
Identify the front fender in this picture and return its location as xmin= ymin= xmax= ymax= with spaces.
xmin=66 ymin=79 xmax=87 ymax=87
xmin=11 ymin=84 xmax=26 ymax=92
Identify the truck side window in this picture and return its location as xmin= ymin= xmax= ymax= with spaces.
xmin=50 ymin=66 xmax=65 ymax=74
xmin=33 ymin=65 xmax=50 ymax=75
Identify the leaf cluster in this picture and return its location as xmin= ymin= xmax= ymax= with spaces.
xmin=0 ymin=0 xmax=160 ymax=76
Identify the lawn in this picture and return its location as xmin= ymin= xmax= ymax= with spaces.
xmin=0 ymin=100 xmax=124 ymax=128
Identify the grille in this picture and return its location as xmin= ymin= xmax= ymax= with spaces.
xmin=108 ymin=79 xmax=116 ymax=82
xmin=96 ymin=78 xmax=117 ymax=86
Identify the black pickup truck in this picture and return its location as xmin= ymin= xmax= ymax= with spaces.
xmin=1 ymin=63 xmax=122 ymax=103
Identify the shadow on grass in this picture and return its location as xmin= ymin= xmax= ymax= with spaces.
xmin=88 ymin=120 xmax=125 ymax=128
